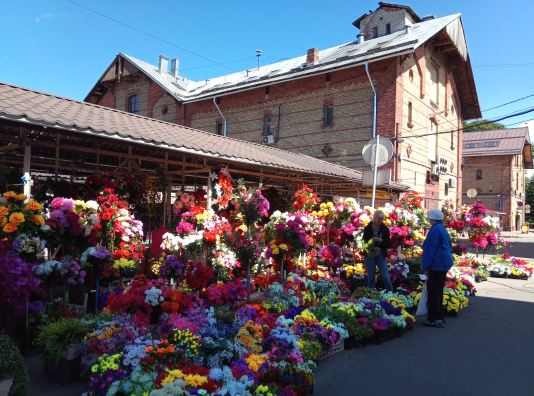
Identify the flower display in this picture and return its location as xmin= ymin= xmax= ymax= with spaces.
xmin=293 ymin=185 xmax=319 ymax=212
xmin=0 ymin=193 xmax=45 ymax=240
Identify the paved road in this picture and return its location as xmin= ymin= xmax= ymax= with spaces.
xmin=314 ymin=237 xmax=534 ymax=396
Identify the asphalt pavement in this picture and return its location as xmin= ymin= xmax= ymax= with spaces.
xmin=314 ymin=231 xmax=534 ymax=396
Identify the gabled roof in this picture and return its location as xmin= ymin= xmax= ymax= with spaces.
xmin=463 ymin=128 xmax=533 ymax=168
xmin=0 ymin=81 xmax=411 ymax=189
xmin=85 ymin=13 xmax=480 ymax=119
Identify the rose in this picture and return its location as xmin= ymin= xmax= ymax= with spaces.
xmin=26 ymin=201 xmax=44 ymax=211
xmin=9 ymin=212 xmax=25 ymax=224
xmin=3 ymin=191 xmax=16 ymax=200
xmin=0 ymin=218 xmax=7 ymax=227
xmin=0 ymin=207 xmax=9 ymax=217
xmin=31 ymin=215 xmax=45 ymax=225
xmin=3 ymin=223 xmax=18 ymax=233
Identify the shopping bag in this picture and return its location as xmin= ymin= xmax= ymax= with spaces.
xmin=416 ymin=286 xmax=428 ymax=316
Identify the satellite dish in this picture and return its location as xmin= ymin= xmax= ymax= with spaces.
xmin=362 ymin=137 xmax=394 ymax=167
xmin=467 ymin=188 xmax=477 ymax=198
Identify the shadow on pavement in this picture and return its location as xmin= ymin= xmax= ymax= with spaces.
xmin=314 ymin=294 xmax=534 ymax=396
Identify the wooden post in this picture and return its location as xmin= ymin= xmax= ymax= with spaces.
xmin=55 ymin=134 xmax=60 ymax=181
xmin=163 ymin=152 xmax=169 ymax=226
xmin=207 ymin=173 xmax=212 ymax=209
xmin=96 ymin=143 xmax=100 ymax=174
xmin=128 ymin=146 xmax=132 ymax=174
xmin=23 ymin=143 xmax=31 ymax=201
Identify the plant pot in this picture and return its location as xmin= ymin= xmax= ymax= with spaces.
xmin=444 ymin=310 xmax=458 ymax=317
xmin=372 ymin=328 xmax=397 ymax=345
xmin=44 ymin=356 xmax=81 ymax=385
xmin=475 ymin=276 xmax=482 ymax=283
xmin=306 ymin=384 xmax=314 ymax=396
xmin=343 ymin=336 xmax=356 ymax=350
xmin=406 ymin=306 xmax=416 ymax=315
xmin=0 ymin=378 xmax=13 ymax=396
xmin=395 ymin=323 xmax=414 ymax=338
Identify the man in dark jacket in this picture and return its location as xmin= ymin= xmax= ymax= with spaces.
xmin=422 ymin=209 xmax=453 ymax=328
xmin=362 ymin=210 xmax=393 ymax=292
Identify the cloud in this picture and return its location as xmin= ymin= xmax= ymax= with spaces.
xmin=35 ymin=13 xmax=66 ymax=22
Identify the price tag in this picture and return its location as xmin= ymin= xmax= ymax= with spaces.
xmin=418 ymin=274 xmax=427 ymax=281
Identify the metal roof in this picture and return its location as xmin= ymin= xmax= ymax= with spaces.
xmin=462 ymin=128 xmax=529 ymax=156
xmin=90 ymin=13 xmax=462 ymax=104
xmin=0 ymin=81 xmax=411 ymax=191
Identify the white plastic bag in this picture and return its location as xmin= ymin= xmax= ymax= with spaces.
xmin=416 ymin=286 xmax=428 ymax=316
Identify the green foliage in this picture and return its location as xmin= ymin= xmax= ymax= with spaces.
xmin=463 ymin=120 xmax=506 ymax=132
xmin=0 ymin=334 xmax=30 ymax=396
xmin=36 ymin=318 xmax=88 ymax=365
xmin=526 ymin=174 xmax=534 ymax=211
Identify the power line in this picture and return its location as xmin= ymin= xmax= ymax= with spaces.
xmin=482 ymin=93 xmax=534 ymax=113
xmin=402 ymin=107 xmax=534 ymax=139
xmin=67 ymin=0 xmax=238 ymax=72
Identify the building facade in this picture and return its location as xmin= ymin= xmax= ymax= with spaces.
xmin=462 ymin=128 xmax=533 ymax=231
xmin=85 ymin=2 xmax=481 ymax=209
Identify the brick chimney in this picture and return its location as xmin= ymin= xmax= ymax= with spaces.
xmin=306 ymin=48 xmax=319 ymax=65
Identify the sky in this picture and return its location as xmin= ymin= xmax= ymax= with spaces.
xmin=1 ymin=0 xmax=533 ymax=138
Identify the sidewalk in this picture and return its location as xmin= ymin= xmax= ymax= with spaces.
xmin=458 ymin=229 xmax=534 ymax=261
xmin=314 ymin=276 xmax=534 ymax=396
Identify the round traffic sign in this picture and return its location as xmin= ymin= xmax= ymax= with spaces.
xmin=518 ymin=202 xmax=523 ymax=207
xmin=362 ymin=136 xmax=394 ymax=167
xmin=467 ymin=188 xmax=477 ymax=198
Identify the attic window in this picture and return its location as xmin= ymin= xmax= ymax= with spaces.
xmin=466 ymin=143 xmax=477 ymax=148
xmin=485 ymin=142 xmax=497 ymax=147
xmin=372 ymin=27 xmax=378 ymax=38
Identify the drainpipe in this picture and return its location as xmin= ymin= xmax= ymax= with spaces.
xmin=213 ymin=97 xmax=226 ymax=137
xmin=365 ymin=62 xmax=379 ymax=207
xmin=365 ymin=62 xmax=377 ymax=138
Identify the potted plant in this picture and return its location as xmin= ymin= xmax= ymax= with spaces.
xmin=474 ymin=269 xmax=484 ymax=283
xmin=36 ymin=318 xmax=88 ymax=384
xmin=0 ymin=334 xmax=30 ymax=396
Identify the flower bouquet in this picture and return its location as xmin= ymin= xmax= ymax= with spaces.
xmin=293 ymin=185 xmax=319 ymax=213
xmin=0 ymin=192 xmax=45 ymax=240
xmin=318 ymin=244 xmax=342 ymax=268
xmin=12 ymin=234 xmax=46 ymax=263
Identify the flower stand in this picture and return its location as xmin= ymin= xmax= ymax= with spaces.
xmin=372 ymin=328 xmax=397 ymax=345
xmin=343 ymin=336 xmax=357 ymax=350
xmin=0 ymin=378 xmax=13 ymax=396
xmin=318 ymin=339 xmax=344 ymax=360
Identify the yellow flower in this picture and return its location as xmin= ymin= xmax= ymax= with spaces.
xmin=31 ymin=215 xmax=45 ymax=225
xmin=9 ymin=212 xmax=25 ymax=224
xmin=0 ymin=217 xmax=7 ymax=227
xmin=279 ymin=244 xmax=288 ymax=250
xmin=74 ymin=200 xmax=86 ymax=209
xmin=327 ymin=202 xmax=334 ymax=208
xmin=0 ymin=207 xmax=9 ymax=217
xmin=15 ymin=194 xmax=26 ymax=201
xmin=272 ymin=248 xmax=280 ymax=255
xmin=3 ymin=191 xmax=16 ymax=200
xmin=3 ymin=223 xmax=18 ymax=233
xmin=26 ymin=201 xmax=43 ymax=211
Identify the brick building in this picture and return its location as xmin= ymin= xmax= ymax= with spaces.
xmin=462 ymin=128 xmax=533 ymax=231
xmin=85 ymin=2 xmax=481 ymax=208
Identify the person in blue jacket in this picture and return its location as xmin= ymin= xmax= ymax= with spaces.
xmin=422 ymin=209 xmax=453 ymax=328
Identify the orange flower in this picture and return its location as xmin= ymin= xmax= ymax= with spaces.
xmin=26 ymin=201 xmax=44 ymax=211
xmin=0 ymin=217 xmax=7 ymax=227
xmin=165 ymin=346 xmax=175 ymax=353
xmin=0 ymin=207 xmax=9 ymax=217
xmin=3 ymin=191 xmax=16 ymax=200
xmin=144 ymin=346 xmax=154 ymax=352
xmin=9 ymin=212 xmax=25 ymax=224
xmin=15 ymin=194 xmax=26 ymax=201
xmin=31 ymin=215 xmax=45 ymax=225
xmin=3 ymin=223 xmax=18 ymax=233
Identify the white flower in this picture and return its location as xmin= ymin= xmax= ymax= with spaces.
xmin=85 ymin=200 xmax=99 ymax=211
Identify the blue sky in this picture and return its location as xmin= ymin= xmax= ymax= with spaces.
xmin=1 ymin=0 xmax=533 ymax=127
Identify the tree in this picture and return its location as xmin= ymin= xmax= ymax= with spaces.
xmin=526 ymin=173 xmax=534 ymax=212
xmin=463 ymin=120 xmax=506 ymax=132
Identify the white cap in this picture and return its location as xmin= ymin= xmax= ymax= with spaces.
xmin=428 ymin=209 xmax=444 ymax=221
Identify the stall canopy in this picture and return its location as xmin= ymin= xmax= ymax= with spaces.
xmin=0 ymin=82 xmax=411 ymax=197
